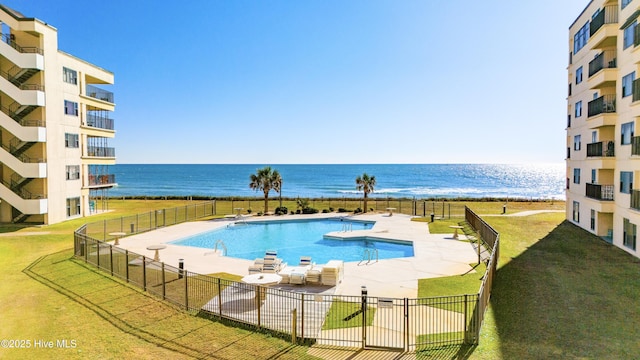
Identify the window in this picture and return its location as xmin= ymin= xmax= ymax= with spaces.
xmin=574 ymin=135 xmax=581 ymax=151
xmin=591 ymin=169 xmax=596 ymax=183
xmin=622 ymin=122 xmax=635 ymax=145
xmin=63 ymin=67 xmax=77 ymax=85
xmin=623 ymin=72 xmax=636 ymax=97
xmin=66 ymin=165 xmax=80 ymax=180
xmin=573 ymin=201 xmax=580 ymax=222
xmin=64 ymin=100 xmax=78 ymax=116
xmin=620 ymin=171 xmax=634 ymax=194
xmin=590 ymin=209 xmax=596 ymax=231
xmin=65 ymin=133 xmax=79 ymax=148
xmin=66 ymin=197 xmax=81 ymax=217
xmin=623 ymin=0 xmax=633 ymax=10
xmin=574 ymin=22 xmax=590 ymax=54
xmin=624 ymin=21 xmax=637 ymax=49
xmin=574 ymin=168 xmax=581 ymax=184
xmin=623 ymin=218 xmax=637 ymax=250
xmin=576 ymin=67 xmax=583 ymax=84
xmin=575 ymin=101 xmax=582 ymax=118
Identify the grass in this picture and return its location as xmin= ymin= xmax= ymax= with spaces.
xmin=0 ymin=200 xmax=319 ymax=360
xmin=418 ymin=210 xmax=640 ymax=359
xmin=3 ymin=199 xmax=639 ymax=359
xmin=321 ymin=299 xmax=376 ymax=330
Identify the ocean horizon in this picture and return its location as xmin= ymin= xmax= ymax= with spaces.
xmin=106 ymin=163 xmax=565 ymax=200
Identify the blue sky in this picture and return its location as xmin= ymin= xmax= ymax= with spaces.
xmin=4 ymin=0 xmax=588 ymax=164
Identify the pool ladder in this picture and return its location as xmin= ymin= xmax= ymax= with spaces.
xmin=358 ymin=248 xmax=378 ymax=265
xmin=213 ymin=239 xmax=227 ymax=256
xmin=341 ymin=222 xmax=353 ymax=232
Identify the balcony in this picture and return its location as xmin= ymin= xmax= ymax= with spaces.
xmin=86 ymin=146 xmax=115 ymax=158
xmin=589 ymin=5 xmax=619 ymax=48
xmin=588 ymin=50 xmax=616 ymax=77
xmin=632 ymin=136 xmax=640 ymax=156
xmin=586 ymin=183 xmax=614 ymax=201
xmin=632 ymin=190 xmax=640 ymax=211
xmin=588 ymin=95 xmax=616 ymax=117
xmin=0 ymin=34 xmax=43 ymax=55
xmin=88 ymin=174 xmax=116 ymax=187
xmin=86 ymin=113 xmax=114 ymax=131
xmin=587 ymin=141 xmax=615 ymax=157
xmin=85 ymin=85 xmax=114 ymax=103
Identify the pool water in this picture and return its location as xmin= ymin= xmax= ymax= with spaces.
xmin=171 ymin=218 xmax=414 ymax=264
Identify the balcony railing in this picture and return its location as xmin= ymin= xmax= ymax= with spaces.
xmin=590 ymin=5 xmax=619 ymax=36
xmin=631 ymin=190 xmax=640 ymax=211
xmin=586 ymin=183 xmax=615 ymax=201
xmin=86 ymin=114 xmax=115 ymax=130
xmin=86 ymin=85 xmax=114 ymax=103
xmin=588 ymin=50 xmax=616 ymax=77
xmin=86 ymin=146 xmax=115 ymax=157
xmin=0 ymin=33 xmax=44 ymax=55
xmin=588 ymin=94 xmax=616 ymax=117
xmin=586 ymin=141 xmax=615 ymax=157
xmin=632 ymin=136 xmax=640 ymax=156
xmin=88 ymin=174 xmax=116 ymax=186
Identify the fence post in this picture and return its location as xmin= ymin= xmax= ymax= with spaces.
xmin=142 ymin=256 xmax=147 ymax=291
xmin=257 ymin=285 xmax=261 ymax=328
xmin=404 ymin=298 xmax=409 ymax=352
xmin=125 ymin=249 xmax=129 ymax=282
xmin=217 ymin=277 xmax=222 ymax=317
xmin=291 ymin=308 xmax=297 ymax=344
xmin=301 ymin=293 xmax=305 ymax=340
xmin=109 ymin=246 xmax=114 ymax=276
xmin=361 ymin=286 xmax=367 ymax=349
xmin=184 ymin=270 xmax=189 ymax=310
xmin=162 ymin=263 xmax=166 ymax=300
xmin=463 ymin=294 xmax=469 ymax=343
xmin=103 ymin=220 xmax=106 ymax=241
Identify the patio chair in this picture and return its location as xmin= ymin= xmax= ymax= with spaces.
xmin=298 ymin=256 xmax=313 ymax=268
xmin=248 ymin=265 xmax=262 ymax=274
xmin=290 ymin=272 xmax=305 ymax=285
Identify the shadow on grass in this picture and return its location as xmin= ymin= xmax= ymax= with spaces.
xmin=490 ymin=221 xmax=640 ymax=359
xmin=22 ymin=249 xmax=316 ymax=359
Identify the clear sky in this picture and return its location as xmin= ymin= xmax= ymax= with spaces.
xmin=3 ymin=0 xmax=589 ymax=164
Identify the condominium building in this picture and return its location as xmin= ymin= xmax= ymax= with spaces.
xmin=568 ymin=0 xmax=639 ymax=258
xmin=0 ymin=5 xmax=115 ymax=224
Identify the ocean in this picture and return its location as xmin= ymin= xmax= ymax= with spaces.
xmin=107 ymin=164 xmax=565 ymax=200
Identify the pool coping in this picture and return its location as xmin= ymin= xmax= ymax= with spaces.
xmin=115 ymin=212 xmax=480 ymax=298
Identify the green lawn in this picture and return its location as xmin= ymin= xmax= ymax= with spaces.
xmin=419 ymin=211 xmax=640 ymax=359
xmin=0 ymin=200 xmax=319 ymax=360
xmin=2 ymin=200 xmax=638 ymax=359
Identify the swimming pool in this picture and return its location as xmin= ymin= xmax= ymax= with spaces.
xmin=171 ymin=218 xmax=414 ymax=264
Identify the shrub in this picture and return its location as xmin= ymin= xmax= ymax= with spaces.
xmin=322 ymin=209 xmax=330 ymax=213
xmin=354 ymin=208 xmax=363 ymax=214
xmin=329 ymin=207 xmax=335 ymax=212
xmin=275 ymin=206 xmax=288 ymax=215
xmin=247 ymin=208 xmax=252 ymax=214
xmin=337 ymin=208 xmax=349 ymax=213
xmin=302 ymin=207 xmax=319 ymax=214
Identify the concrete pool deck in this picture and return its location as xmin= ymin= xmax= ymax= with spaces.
xmin=115 ymin=213 xmax=481 ymax=298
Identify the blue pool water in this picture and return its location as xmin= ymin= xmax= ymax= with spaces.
xmin=171 ymin=218 xmax=414 ymax=264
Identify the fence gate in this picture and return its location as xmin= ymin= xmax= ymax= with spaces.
xmin=364 ymin=297 xmax=406 ymax=350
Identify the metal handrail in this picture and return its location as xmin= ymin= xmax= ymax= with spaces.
xmin=213 ymin=239 xmax=227 ymax=256
xmin=0 ymin=33 xmax=44 ymax=55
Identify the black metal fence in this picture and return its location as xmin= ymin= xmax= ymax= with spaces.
xmin=73 ymin=203 xmax=499 ymax=352
xmin=465 ymin=206 xmax=499 ymax=342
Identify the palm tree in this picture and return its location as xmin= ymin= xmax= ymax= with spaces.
xmin=355 ymin=173 xmax=376 ymax=213
xmin=249 ymin=166 xmax=282 ymax=214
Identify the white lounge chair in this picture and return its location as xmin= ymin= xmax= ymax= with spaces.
xmin=289 ymin=272 xmax=305 ymax=285
xmin=298 ymin=256 xmax=313 ymax=268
